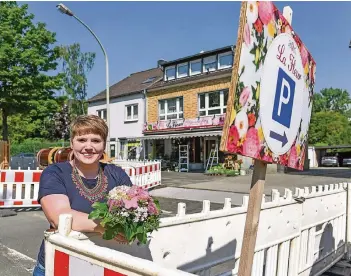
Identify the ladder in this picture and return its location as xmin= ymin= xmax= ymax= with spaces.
xmin=205 ymin=144 xmax=218 ymax=172
xmin=178 ymin=145 xmax=189 ymax=172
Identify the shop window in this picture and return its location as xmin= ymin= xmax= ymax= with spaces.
xmin=159 ymin=97 xmax=183 ymax=120
xmin=198 ymin=89 xmax=228 ymax=116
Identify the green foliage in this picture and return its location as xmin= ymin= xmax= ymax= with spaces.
xmin=308 ymin=87 xmax=351 ymax=146
xmin=309 ymin=111 xmax=351 ymax=146
xmin=313 ymin=88 xmax=351 ymax=115
xmin=10 ymin=138 xmax=70 ymax=156
xmin=0 ymin=2 xmax=63 ymax=141
xmin=59 ymin=43 xmax=96 ymax=117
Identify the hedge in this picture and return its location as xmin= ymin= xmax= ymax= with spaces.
xmin=10 ymin=138 xmax=70 ymax=156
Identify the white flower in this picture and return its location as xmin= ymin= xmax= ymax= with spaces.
xmin=246 ymin=2 xmax=258 ymax=25
xmin=234 ymin=109 xmax=249 ymax=139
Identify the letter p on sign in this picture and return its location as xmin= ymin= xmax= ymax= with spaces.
xmin=272 ymin=68 xmax=295 ymax=128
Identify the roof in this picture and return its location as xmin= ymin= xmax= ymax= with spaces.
xmin=161 ymin=45 xmax=234 ymax=67
xmin=149 ymin=67 xmax=232 ymax=91
xmin=88 ymin=67 xmax=163 ymax=103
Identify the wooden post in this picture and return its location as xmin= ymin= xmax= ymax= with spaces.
xmin=237 ymin=6 xmax=293 ymax=276
xmin=237 ymin=159 xmax=267 ymax=276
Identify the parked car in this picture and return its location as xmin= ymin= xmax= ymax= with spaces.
xmin=342 ymin=156 xmax=351 ymax=167
xmin=321 ymin=153 xmax=341 ymax=167
xmin=10 ymin=152 xmax=38 ymax=170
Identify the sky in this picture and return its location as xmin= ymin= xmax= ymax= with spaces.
xmin=23 ymin=1 xmax=351 ymax=99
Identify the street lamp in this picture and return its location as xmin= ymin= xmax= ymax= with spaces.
xmin=56 ymin=3 xmax=111 ymax=155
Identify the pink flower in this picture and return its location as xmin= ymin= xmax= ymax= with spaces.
xmin=148 ymin=202 xmax=159 ymax=215
xmin=288 ymin=146 xmax=298 ymax=168
xmin=127 ymin=186 xmax=150 ymax=201
xmin=107 ymin=199 xmax=123 ymax=212
xmin=123 ymin=197 xmax=139 ymax=209
xmin=258 ymin=1 xmax=274 ymax=25
xmin=227 ymin=125 xmax=239 ymax=152
xmin=239 ymin=87 xmax=251 ymax=107
xmin=300 ymin=44 xmax=308 ymax=67
xmin=244 ymin=23 xmax=251 ymax=46
xmin=243 ymin=128 xmax=260 ymax=157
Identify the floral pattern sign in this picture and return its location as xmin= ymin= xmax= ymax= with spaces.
xmin=220 ymin=1 xmax=316 ymax=170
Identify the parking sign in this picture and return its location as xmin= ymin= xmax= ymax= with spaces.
xmin=220 ymin=1 xmax=316 ymax=170
xmin=260 ymin=33 xmax=304 ymax=155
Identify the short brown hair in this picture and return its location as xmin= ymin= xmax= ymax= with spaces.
xmin=70 ymin=115 xmax=108 ymax=143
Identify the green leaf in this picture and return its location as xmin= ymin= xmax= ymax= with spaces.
xmin=91 ymin=202 xmax=108 ymax=211
xmin=103 ymin=228 xmax=117 ymax=240
xmin=88 ymin=209 xmax=101 ymax=220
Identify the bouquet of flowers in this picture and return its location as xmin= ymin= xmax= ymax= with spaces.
xmin=88 ymin=185 xmax=161 ymax=244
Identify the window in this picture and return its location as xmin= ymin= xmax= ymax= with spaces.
xmin=125 ymin=104 xmax=138 ymax=121
xmin=165 ymin=66 xmax=175 ymax=81
xmin=218 ymin=52 xmax=233 ymax=69
xmin=203 ymin=55 xmax=217 ymax=72
xmin=177 ymin=63 xmax=188 ymax=78
xmin=198 ymin=89 xmax=228 ymax=116
xmin=159 ymin=97 xmax=183 ymax=120
xmin=190 ymin=59 xmax=201 ymax=76
xmin=97 ymin=109 xmax=107 ymax=120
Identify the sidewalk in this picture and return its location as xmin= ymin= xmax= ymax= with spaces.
xmin=151 ymin=168 xmax=351 ymax=205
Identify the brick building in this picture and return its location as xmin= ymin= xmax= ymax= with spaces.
xmin=142 ymin=46 xmax=234 ymax=171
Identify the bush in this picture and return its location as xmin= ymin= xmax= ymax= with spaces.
xmin=10 ymin=138 xmax=70 ymax=156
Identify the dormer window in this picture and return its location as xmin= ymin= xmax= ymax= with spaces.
xmin=165 ymin=66 xmax=175 ymax=81
xmin=177 ymin=63 xmax=188 ymax=78
xmin=218 ymin=52 xmax=233 ymax=69
xmin=203 ymin=55 xmax=217 ymax=72
xmin=190 ymin=59 xmax=201 ymax=76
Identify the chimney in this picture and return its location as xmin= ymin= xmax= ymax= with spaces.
xmin=157 ymin=59 xmax=166 ymax=68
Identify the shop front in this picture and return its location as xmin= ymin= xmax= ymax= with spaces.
xmin=138 ymin=130 xmax=222 ymax=172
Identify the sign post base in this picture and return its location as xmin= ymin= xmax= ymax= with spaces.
xmin=238 ymin=159 xmax=267 ymax=276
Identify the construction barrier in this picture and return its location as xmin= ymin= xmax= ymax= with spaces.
xmin=45 ymin=215 xmax=193 ymax=276
xmin=0 ymin=160 xmax=161 ymax=209
xmin=114 ymin=160 xmax=161 ymax=189
xmin=46 ymin=182 xmax=351 ymax=276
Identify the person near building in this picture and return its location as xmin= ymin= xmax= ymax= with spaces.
xmin=32 ymin=115 xmax=132 ymax=276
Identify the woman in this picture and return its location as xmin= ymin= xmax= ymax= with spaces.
xmin=33 ymin=115 xmax=132 ymax=276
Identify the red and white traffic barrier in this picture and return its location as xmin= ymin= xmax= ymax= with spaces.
xmin=0 ymin=161 xmax=161 ymax=209
xmin=0 ymin=182 xmax=40 ymax=208
xmin=1 ymin=170 xmax=42 ymax=182
xmin=45 ymin=214 xmax=193 ymax=276
xmin=51 ymin=250 xmax=126 ymax=276
xmin=113 ymin=160 xmax=161 ymax=189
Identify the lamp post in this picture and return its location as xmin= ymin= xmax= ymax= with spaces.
xmin=56 ymin=3 xmax=110 ymax=155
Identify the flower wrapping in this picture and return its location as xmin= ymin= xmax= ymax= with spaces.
xmin=88 ymin=185 xmax=161 ymax=244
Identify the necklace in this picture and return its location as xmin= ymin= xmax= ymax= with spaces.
xmin=71 ymin=165 xmax=108 ymax=203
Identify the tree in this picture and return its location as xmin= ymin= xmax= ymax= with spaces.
xmin=0 ymin=2 xmax=63 ymax=141
xmin=308 ymin=111 xmax=351 ymax=146
xmin=59 ymin=43 xmax=96 ymax=118
xmin=51 ymin=98 xmax=71 ymax=141
xmin=312 ymin=88 xmax=351 ymax=115
xmin=4 ymin=97 xmax=62 ymax=143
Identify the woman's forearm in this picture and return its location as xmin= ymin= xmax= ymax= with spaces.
xmin=66 ymin=209 xmax=104 ymax=233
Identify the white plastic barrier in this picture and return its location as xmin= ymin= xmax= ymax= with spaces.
xmin=0 ymin=169 xmax=41 ymax=208
xmin=45 ymin=182 xmax=350 ymax=276
xmin=112 ymin=159 xmax=161 ymax=189
xmin=45 ymin=215 xmax=193 ymax=276
xmin=0 ymin=161 xmax=161 ymax=209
